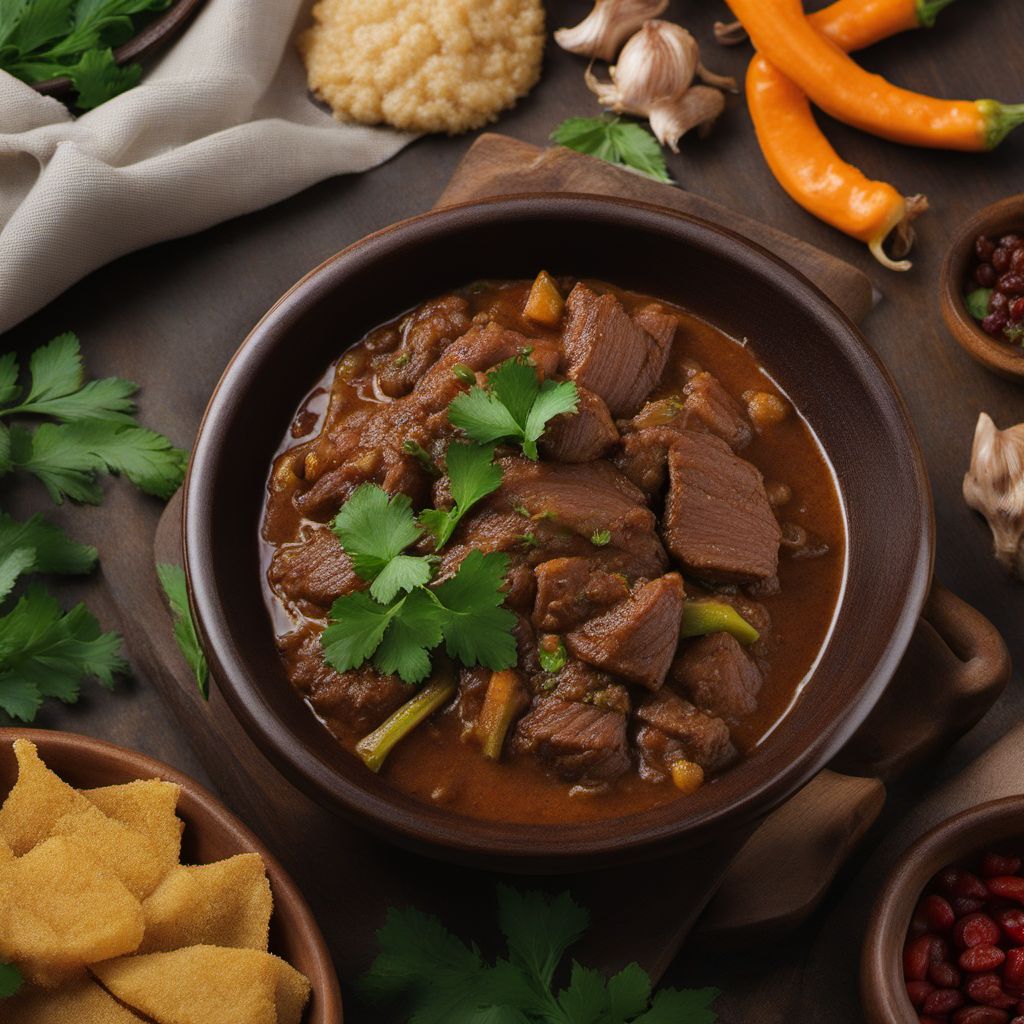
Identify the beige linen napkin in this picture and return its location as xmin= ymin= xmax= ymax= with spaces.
xmin=0 ymin=0 xmax=416 ymax=335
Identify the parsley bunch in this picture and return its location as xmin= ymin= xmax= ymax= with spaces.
xmin=0 ymin=332 xmax=187 ymax=721
xmin=322 ymin=480 xmax=516 ymax=684
xmin=0 ymin=0 xmax=171 ymax=110
xmin=362 ymin=886 xmax=719 ymax=1024
xmin=551 ymin=116 xmax=672 ymax=184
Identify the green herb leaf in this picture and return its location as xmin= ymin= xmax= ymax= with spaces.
xmin=322 ymin=591 xmax=406 ymax=677
xmin=449 ymin=357 xmax=578 ymax=461
xmin=0 ymin=547 xmax=36 ymax=603
xmin=0 ymin=352 xmax=19 ymax=407
xmin=590 ymin=529 xmax=611 ymax=547
xmin=966 ymin=287 xmax=993 ymax=321
xmin=370 ymin=554 xmax=434 ymax=605
xmin=538 ymin=637 xmax=567 ymax=674
xmin=371 ymin=588 xmax=444 ymax=682
xmin=331 ymin=484 xmax=423 ymax=583
xmin=0 ymin=510 xmax=98 ymax=576
xmin=608 ymin=964 xmax=652 ymax=1023
xmin=156 ymin=563 xmax=208 ymax=698
xmin=0 ymin=586 xmax=126 ymax=722
xmin=434 ymin=551 xmax=517 ymax=671
xmin=632 ymin=987 xmax=721 ymax=1024
xmin=551 ymin=116 xmax=672 ymax=184
xmin=0 ymin=961 xmax=23 ymax=999
xmin=557 ymin=961 xmax=609 ymax=1024
xmin=498 ymin=886 xmax=590 ymax=991
xmin=419 ymin=443 xmax=503 ymax=550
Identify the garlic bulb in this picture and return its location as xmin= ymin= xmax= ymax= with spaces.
xmin=585 ymin=21 xmax=736 ymax=151
xmin=963 ymin=412 xmax=1024 ymax=578
xmin=555 ymin=0 xmax=668 ymax=62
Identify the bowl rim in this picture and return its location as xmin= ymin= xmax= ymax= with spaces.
xmin=31 ymin=0 xmax=208 ymax=99
xmin=939 ymin=193 xmax=1024 ymax=381
xmin=0 ymin=726 xmax=343 ymax=1022
xmin=184 ymin=191 xmax=935 ymax=864
xmin=860 ymin=794 xmax=1024 ymax=1024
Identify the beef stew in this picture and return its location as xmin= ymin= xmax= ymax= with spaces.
xmin=261 ymin=275 xmax=845 ymax=824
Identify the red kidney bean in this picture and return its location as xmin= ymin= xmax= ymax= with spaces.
xmin=924 ymin=895 xmax=958 ymax=931
xmin=994 ymin=248 xmax=1013 ymax=273
xmin=957 ymin=913 xmax=1003 ymax=949
xmin=1010 ymin=296 xmax=1024 ymax=321
xmin=925 ymin=988 xmax=966 ymax=1014
xmin=977 ymin=263 xmax=998 ymax=287
xmin=990 ymin=878 xmax=1024 ymax=905
xmin=908 ymin=979 xmax=936 ymax=1007
xmin=983 ymin=855 xmax=1023 ymax=878
xmin=999 ymin=910 xmax=1024 ymax=944
xmin=962 ymin=946 xmax=1008 ymax=973
xmin=954 ymin=1010 xmax=1011 ymax=1024
xmin=977 ymin=235 xmax=997 ymax=261
xmin=1005 ymin=949 xmax=1024 ymax=990
xmin=998 ymin=274 xmax=1024 ymax=296
xmin=983 ymin=312 xmax=1010 ymax=337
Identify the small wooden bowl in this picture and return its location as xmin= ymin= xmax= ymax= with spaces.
xmin=0 ymin=728 xmax=342 ymax=1023
xmin=31 ymin=0 xmax=207 ymax=102
xmin=940 ymin=194 xmax=1024 ymax=382
xmin=860 ymin=795 xmax=1024 ymax=1024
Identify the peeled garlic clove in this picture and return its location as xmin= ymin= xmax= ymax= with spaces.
xmin=963 ymin=412 xmax=1024 ymax=578
xmin=555 ymin=0 xmax=668 ymax=62
xmin=648 ymin=85 xmax=726 ymax=153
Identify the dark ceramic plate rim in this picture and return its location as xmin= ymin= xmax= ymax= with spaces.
xmin=31 ymin=0 xmax=207 ymax=99
xmin=185 ymin=192 xmax=934 ymax=862
xmin=0 ymin=726 xmax=343 ymax=1021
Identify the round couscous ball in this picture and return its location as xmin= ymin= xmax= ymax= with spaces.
xmin=298 ymin=0 xmax=546 ymax=136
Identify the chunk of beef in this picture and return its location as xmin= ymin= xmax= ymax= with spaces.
xmin=662 ymin=431 xmax=781 ymax=584
xmin=561 ymin=283 xmax=676 ymax=417
xmin=374 ymin=295 xmax=471 ymax=398
xmin=634 ymin=689 xmax=736 ymax=779
xmin=614 ymin=425 xmax=684 ymax=496
xmin=539 ymin=387 xmax=618 ymax=462
xmin=268 ymin=526 xmax=362 ymax=616
xmin=682 ymin=372 xmax=753 ymax=451
xmin=549 ymin=660 xmax=630 ymax=714
xmin=279 ymin=630 xmax=407 ymax=735
xmin=566 ymin=573 xmax=685 ymax=690
xmin=672 ymin=632 xmax=763 ymax=720
xmin=513 ymin=696 xmax=630 ymax=784
xmin=532 ymin=557 xmax=629 ymax=633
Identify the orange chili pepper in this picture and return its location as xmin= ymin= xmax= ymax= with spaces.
xmin=728 ymin=0 xmax=1024 ymax=151
xmin=747 ymin=0 xmax=956 ymax=269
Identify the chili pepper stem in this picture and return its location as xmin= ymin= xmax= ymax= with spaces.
xmin=916 ymin=0 xmax=959 ymax=29
xmin=982 ymin=102 xmax=1024 ymax=150
xmin=869 ymin=194 xmax=929 ymax=272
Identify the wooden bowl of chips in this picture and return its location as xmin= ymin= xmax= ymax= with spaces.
xmin=0 ymin=728 xmax=342 ymax=1023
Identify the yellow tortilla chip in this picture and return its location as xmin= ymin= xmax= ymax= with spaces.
xmin=140 ymin=853 xmax=272 ymax=953
xmin=92 ymin=946 xmax=311 ymax=1024
xmin=0 ymin=977 xmax=145 ymax=1023
xmin=49 ymin=804 xmax=174 ymax=899
xmin=0 ymin=836 xmax=144 ymax=978
xmin=0 ymin=834 xmax=12 ymax=863
xmin=0 ymin=740 xmax=90 ymax=855
xmin=84 ymin=779 xmax=183 ymax=866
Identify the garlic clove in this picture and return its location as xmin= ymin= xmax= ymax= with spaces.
xmin=963 ymin=412 xmax=1024 ymax=579
xmin=555 ymin=0 xmax=668 ymax=63
xmin=648 ymin=86 xmax=726 ymax=153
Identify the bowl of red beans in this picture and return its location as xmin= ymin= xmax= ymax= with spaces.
xmin=941 ymin=194 xmax=1024 ymax=382
xmin=862 ymin=796 xmax=1024 ymax=1024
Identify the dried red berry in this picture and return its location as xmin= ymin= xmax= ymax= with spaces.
xmin=924 ymin=988 xmax=965 ymax=1014
xmin=961 ymin=945 xmax=1007 ymax=973
xmin=966 ymin=973 xmax=1016 ymax=1008
xmin=1011 ymin=248 xmax=1024 ymax=274
xmin=908 ymin=979 xmax=935 ymax=1007
xmin=990 ymin=878 xmax=1024 ymax=905
xmin=999 ymin=234 xmax=1023 ymax=250
xmin=992 ymin=290 xmax=1010 ymax=314
xmin=1009 ymin=296 xmax=1024 ymax=321
xmin=998 ymin=273 xmax=1024 ymax=296
xmin=1005 ymin=949 xmax=1024 ymax=990
xmin=994 ymin=248 xmax=1013 ymax=273
xmin=930 ymin=961 xmax=961 ymax=988
xmin=953 ymin=1009 xmax=1010 ymax=1024
xmin=999 ymin=910 xmax=1024 ymax=944
xmin=956 ymin=913 xmax=1002 ymax=949
xmin=977 ymin=263 xmax=998 ymax=287
xmin=983 ymin=312 xmax=1010 ymax=337
xmin=982 ymin=854 xmax=1023 ymax=878
xmin=923 ymin=895 xmax=957 ymax=932
xmin=977 ymin=235 xmax=997 ymax=261
xmin=906 ymin=936 xmax=945 ymax=980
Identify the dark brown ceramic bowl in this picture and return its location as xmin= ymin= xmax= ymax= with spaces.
xmin=861 ymin=796 xmax=1024 ymax=1024
xmin=0 ymin=728 xmax=342 ymax=1023
xmin=940 ymin=194 xmax=1024 ymax=382
xmin=31 ymin=0 xmax=207 ymax=102
xmin=184 ymin=193 xmax=934 ymax=871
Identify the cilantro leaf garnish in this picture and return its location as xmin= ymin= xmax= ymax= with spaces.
xmin=434 ymin=551 xmax=517 ymax=671
xmin=331 ymin=484 xmax=424 ymax=586
xmin=371 ymin=588 xmax=445 ymax=682
xmin=551 ymin=116 xmax=673 ymax=184
xmin=449 ymin=356 xmax=578 ymax=460
xmin=361 ymin=887 xmax=719 ymax=1024
xmin=0 ymin=510 xmax=97 ymax=576
xmin=0 ymin=962 xmax=22 ymax=999
xmin=418 ymin=442 xmax=502 ymax=549
xmin=156 ymin=563 xmax=208 ymax=699
xmin=0 ymin=586 xmax=127 ymax=722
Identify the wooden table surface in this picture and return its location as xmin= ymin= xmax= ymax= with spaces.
xmin=3 ymin=0 xmax=1023 ymax=1018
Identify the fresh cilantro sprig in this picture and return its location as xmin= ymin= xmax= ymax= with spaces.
xmin=0 ymin=509 xmax=97 ymax=601
xmin=0 ymin=962 xmax=22 ymax=999
xmin=551 ymin=116 xmax=673 ymax=184
xmin=0 ymin=333 xmax=187 ymax=502
xmin=418 ymin=442 xmax=502 ymax=549
xmin=362 ymin=886 xmax=719 ymax=1024
xmin=0 ymin=0 xmax=171 ymax=110
xmin=156 ymin=563 xmax=208 ymax=699
xmin=449 ymin=355 xmax=579 ymax=461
